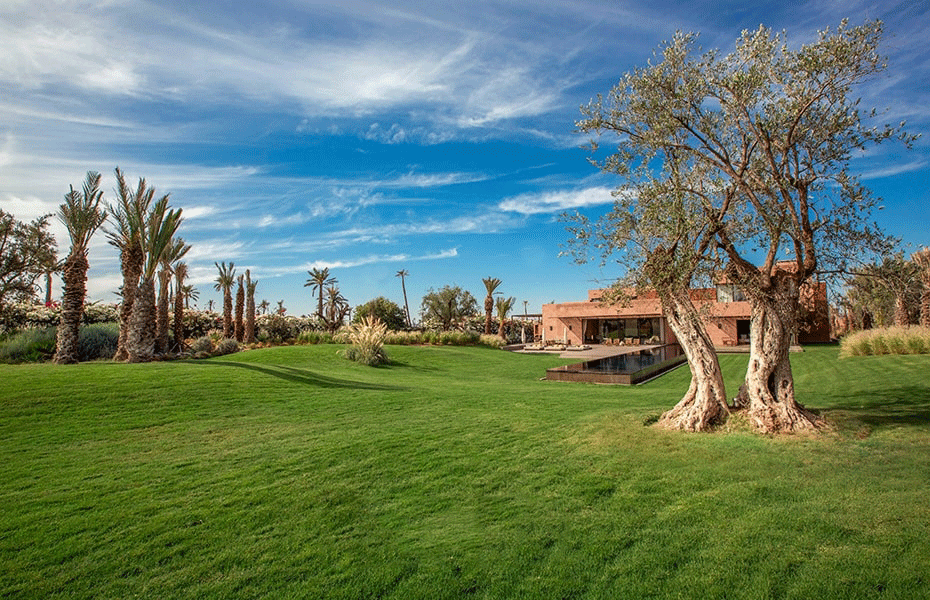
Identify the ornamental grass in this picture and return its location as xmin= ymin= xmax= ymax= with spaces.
xmin=839 ymin=326 xmax=930 ymax=357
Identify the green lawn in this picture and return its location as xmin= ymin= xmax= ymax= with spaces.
xmin=2 ymin=344 xmax=929 ymax=599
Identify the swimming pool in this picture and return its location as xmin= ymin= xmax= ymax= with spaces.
xmin=545 ymin=345 xmax=686 ymax=385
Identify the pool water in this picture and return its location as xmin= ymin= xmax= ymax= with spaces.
xmin=546 ymin=345 xmax=686 ymax=385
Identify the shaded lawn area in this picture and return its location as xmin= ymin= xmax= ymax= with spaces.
xmin=1 ymin=344 xmax=929 ymax=599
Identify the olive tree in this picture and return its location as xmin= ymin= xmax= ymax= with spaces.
xmin=578 ymin=20 xmax=912 ymax=433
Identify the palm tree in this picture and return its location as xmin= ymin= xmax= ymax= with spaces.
xmin=396 ymin=269 xmax=411 ymax=328
xmin=258 ymin=299 xmax=270 ymax=315
xmin=174 ymin=262 xmax=189 ymax=352
xmin=181 ymin=284 xmax=198 ymax=309
xmin=482 ymin=277 xmax=502 ymax=335
xmin=106 ymin=167 xmax=156 ymax=361
xmin=305 ymin=267 xmax=335 ymax=319
xmin=54 ymin=171 xmax=107 ymax=364
xmin=214 ymin=262 xmax=236 ymax=338
xmin=156 ymin=237 xmax=190 ymax=355
xmin=322 ymin=284 xmax=350 ymax=334
xmin=127 ymin=197 xmax=183 ymax=362
xmin=234 ymin=273 xmax=245 ymax=342
xmin=245 ymin=270 xmax=257 ymax=344
xmin=496 ymin=296 xmax=516 ymax=340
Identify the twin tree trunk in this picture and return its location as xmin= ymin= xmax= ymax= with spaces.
xmin=736 ymin=273 xmax=821 ymax=433
xmin=53 ymin=254 xmax=88 ymax=364
xmin=656 ymin=288 xmax=729 ymax=432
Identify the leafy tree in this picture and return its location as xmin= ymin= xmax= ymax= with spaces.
xmin=843 ymin=255 xmax=921 ymax=328
xmin=305 ymin=267 xmax=336 ymax=319
xmin=353 ymin=296 xmax=407 ymax=331
xmin=54 ymin=171 xmax=107 ymax=364
xmin=420 ymin=285 xmax=478 ymax=331
xmin=913 ymin=248 xmax=930 ymax=327
xmin=578 ymin=20 xmax=912 ymax=433
xmin=563 ymin=155 xmax=730 ymax=431
xmin=214 ymin=262 xmax=235 ymax=338
xmin=0 ymin=210 xmax=57 ymax=309
xmin=396 ymin=269 xmax=411 ymax=328
xmin=321 ymin=285 xmax=350 ymax=334
xmin=482 ymin=277 xmax=502 ymax=335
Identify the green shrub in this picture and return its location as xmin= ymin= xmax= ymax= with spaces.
xmin=215 ymin=338 xmax=239 ymax=356
xmin=77 ymin=323 xmax=118 ymax=361
xmin=479 ymin=334 xmax=506 ymax=348
xmin=190 ymin=336 xmax=214 ymax=354
xmin=297 ymin=330 xmax=334 ymax=345
xmin=0 ymin=327 xmax=56 ymax=363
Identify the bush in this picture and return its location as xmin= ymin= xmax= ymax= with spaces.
xmin=840 ymin=326 xmax=930 ymax=357
xmin=341 ymin=316 xmax=388 ymax=366
xmin=478 ymin=334 xmax=507 ymax=349
xmin=77 ymin=323 xmax=118 ymax=361
xmin=190 ymin=336 xmax=215 ymax=354
xmin=0 ymin=327 xmax=56 ymax=363
xmin=296 ymin=330 xmax=333 ymax=345
xmin=214 ymin=338 xmax=240 ymax=356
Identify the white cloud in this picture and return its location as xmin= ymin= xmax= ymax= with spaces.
xmin=498 ymin=186 xmax=615 ymax=214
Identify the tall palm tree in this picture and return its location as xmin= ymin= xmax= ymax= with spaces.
xmin=234 ymin=273 xmax=245 ymax=342
xmin=54 ymin=172 xmax=107 ymax=364
xmin=174 ymin=262 xmax=189 ymax=352
xmin=245 ymin=269 xmax=257 ymax=344
xmin=305 ymin=267 xmax=335 ymax=319
xmin=127 ymin=197 xmax=183 ymax=362
xmin=322 ymin=284 xmax=350 ymax=334
xmin=156 ymin=237 xmax=190 ymax=354
xmin=181 ymin=284 xmax=198 ymax=309
xmin=214 ymin=262 xmax=236 ymax=338
xmin=396 ymin=269 xmax=411 ymax=328
xmin=496 ymin=296 xmax=516 ymax=340
xmin=106 ymin=167 xmax=156 ymax=361
xmin=258 ymin=299 xmax=270 ymax=315
xmin=482 ymin=277 xmax=502 ymax=335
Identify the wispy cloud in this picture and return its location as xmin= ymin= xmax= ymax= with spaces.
xmin=498 ymin=186 xmax=615 ymax=214
xmin=262 ymin=248 xmax=460 ymax=276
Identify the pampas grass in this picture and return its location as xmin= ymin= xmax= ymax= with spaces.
xmin=840 ymin=326 xmax=930 ymax=357
xmin=341 ymin=316 xmax=389 ymax=366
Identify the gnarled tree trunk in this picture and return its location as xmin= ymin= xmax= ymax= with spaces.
xmin=54 ymin=253 xmax=88 ymax=364
xmin=127 ymin=277 xmax=157 ymax=363
xmin=656 ymin=288 xmax=729 ymax=431
xmin=736 ymin=273 xmax=821 ymax=433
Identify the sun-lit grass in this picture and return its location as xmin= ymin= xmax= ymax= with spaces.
xmin=2 ymin=344 xmax=929 ymax=598
xmin=840 ymin=326 xmax=930 ymax=357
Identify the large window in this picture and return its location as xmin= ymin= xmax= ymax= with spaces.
xmin=599 ymin=318 xmax=661 ymax=342
xmin=716 ymin=284 xmax=747 ymax=303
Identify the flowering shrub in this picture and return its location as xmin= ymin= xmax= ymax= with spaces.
xmin=0 ymin=301 xmax=119 ymax=334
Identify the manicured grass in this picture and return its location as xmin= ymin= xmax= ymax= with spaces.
xmin=2 ymin=344 xmax=929 ymax=598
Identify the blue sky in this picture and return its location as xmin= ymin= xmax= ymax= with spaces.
xmin=2 ymin=0 xmax=928 ymax=317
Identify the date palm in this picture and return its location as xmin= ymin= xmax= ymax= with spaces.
xmin=245 ymin=270 xmax=257 ymax=344
xmin=234 ymin=274 xmax=245 ymax=342
xmin=173 ymin=262 xmax=189 ymax=352
xmin=127 ymin=197 xmax=183 ymax=362
xmin=54 ymin=171 xmax=107 ymax=364
xmin=396 ymin=269 xmax=411 ymax=328
xmin=482 ymin=277 xmax=502 ymax=335
xmin=155 ymin=237 xmax=190 ymax=354
xmin=106 ymin=167 xmax=156 ymax=361
xmin=214 ymin=262 xmax=236 ymax=338
xmin=495 ymin=295 xmax=515 ymax=340
xmin=305 ymin=267 xmax=335 ymax=320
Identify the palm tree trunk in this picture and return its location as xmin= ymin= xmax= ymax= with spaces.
xmin=235 ymin=278 xmax=245 ymax=342
xmin=245 ymin=287 xmax=256 ymax=344
xmin=173 ymin=284 xmax=186 ymax=353
xmin=484 ymin=296 xmax=493 ymax=335
xmin=53 ymin=253 xmax=88 ymax=364
xmin=155 ymin=268 xmax=171 ymax=354
xmin=114 ymin=248 xmax=143 ymax=361
xmin=223 ymin=288 xmax=233 ymax=338
xmin=127 ymin=277 xmax=157 ymax=362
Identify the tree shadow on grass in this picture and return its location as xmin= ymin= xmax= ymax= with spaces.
xmin=817 ymin=385 xmax=930 ymax=429
xmin=184 ymin=360 xmax=408 ymax=392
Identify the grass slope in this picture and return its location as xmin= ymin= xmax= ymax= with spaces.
xmin=2 ymin=345 xmax=929 ymax=599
